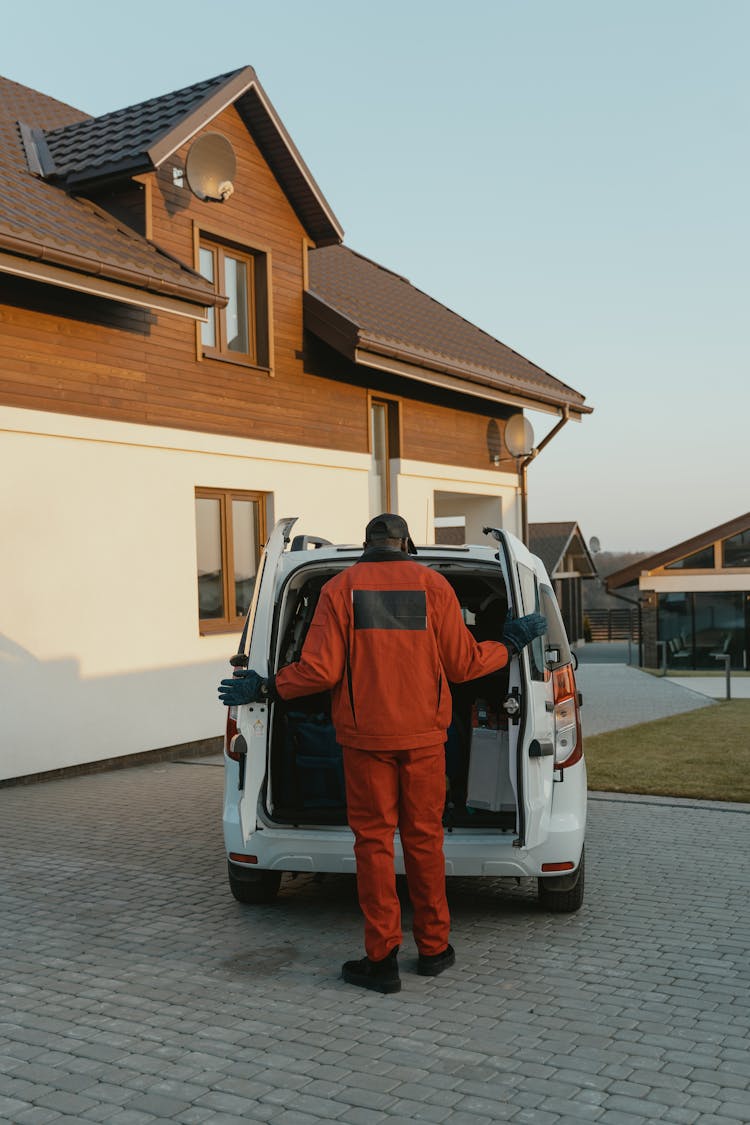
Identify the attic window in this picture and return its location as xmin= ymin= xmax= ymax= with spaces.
xmin=722 ymin=530 xmax=750 ymax=568
xmin=665 ymin=545 xmax=716 ymax=570
xmin=198 ymin=236 xmax=269 ymax=368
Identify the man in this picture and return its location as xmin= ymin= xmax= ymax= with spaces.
xmin=219 ymin=514 xmax=546 ymax=994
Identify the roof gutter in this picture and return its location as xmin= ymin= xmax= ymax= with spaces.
xmin=0 ymin=248 xmax=211 ymax=321
xmin=355 ymin=347 xmax=577 ymax=417
xmin=356 ymin=337 xmax=591 ymax=417
xmin=0 ymin=230 xmax=223 ymax=317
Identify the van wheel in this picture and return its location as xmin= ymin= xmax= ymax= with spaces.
xmin=228 ymin=865 xmax=282 ymax=905
xmin=537 ymin=848 xmax=585 ymax=913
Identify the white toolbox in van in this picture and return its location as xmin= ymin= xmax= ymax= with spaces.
xmin=466 ymin=725 xmax=515 ymax=811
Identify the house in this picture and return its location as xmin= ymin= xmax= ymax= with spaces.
xmin=528 ymin=522 xmax=597 ymax=643
xmin=606 ymin=513 xmax=750 ymax=670
xmin=0 ymin=66 xmax=590 ymax=781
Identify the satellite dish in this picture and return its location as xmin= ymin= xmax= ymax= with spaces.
xmin=590 ymin=536 xmax=601 ymax=554
xmin=185 ymin=133 xmax=236 ymax=203
xmin=504 ymin=413 xmax=535 ymax=457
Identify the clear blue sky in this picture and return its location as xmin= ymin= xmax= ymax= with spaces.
xmin=4 ymin=0 xmax=748 ymax=550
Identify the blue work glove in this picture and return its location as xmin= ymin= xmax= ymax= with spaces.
xmin=218 ymin=669 xmax=270 ymax=706
xmin=502 ymin=613 xmax=547 ymax=654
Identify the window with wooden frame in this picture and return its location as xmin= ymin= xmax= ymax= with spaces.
xmin=198 ymin=236 xmax=270 ymax=368
xmin=195 ymin=488 xmax=267 ymax=633
xmin=368 ymin=396 xmax=400 ymax=516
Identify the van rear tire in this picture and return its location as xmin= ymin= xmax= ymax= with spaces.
xmin=228 ymin=865 xmax=282 ymax=905
xmin=537 ymin=847 xmax=585 ymax=913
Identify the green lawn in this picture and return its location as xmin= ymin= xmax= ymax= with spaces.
xmin=584 ymin=700 xmax=750 ymax=802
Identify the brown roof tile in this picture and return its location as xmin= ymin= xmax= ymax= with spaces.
xmin=0 ymin=75 xmax=221 ymax=309
xmin=307 ymin=245 xmax=590 ymax=414
xmin=0 ymin=66 xmax=343 ymax=310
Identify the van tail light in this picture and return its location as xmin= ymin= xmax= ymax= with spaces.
xmin=552 ymin=664 xmax=583 ymax=769
xmin=225 ymin=707 xmax=241 ymax=761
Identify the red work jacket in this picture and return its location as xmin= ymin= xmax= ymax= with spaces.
xmin=274 ymin=549 xmax=510 ymax=750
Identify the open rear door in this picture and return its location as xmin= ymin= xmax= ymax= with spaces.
xmin=492 ymin=529 xmax=555 ymax=851
xmin=230 ymin=518 xmax=298 ymax=839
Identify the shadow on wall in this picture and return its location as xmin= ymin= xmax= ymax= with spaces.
xmin=0 ymin=634 xmax=226 ymax=783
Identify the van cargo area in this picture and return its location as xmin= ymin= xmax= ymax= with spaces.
xmin=265 ymin=559 xmax=518 ymax=833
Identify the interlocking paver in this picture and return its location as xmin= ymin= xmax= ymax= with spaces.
xmin=13 ymin=1108 xmax=65 ymax=1124
xmin=1 ymin=761 xmax=749 ymax=1125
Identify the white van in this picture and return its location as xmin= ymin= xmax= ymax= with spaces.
xmin=222 ymin=518 xmax=586 ymax=913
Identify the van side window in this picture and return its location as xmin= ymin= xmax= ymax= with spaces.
xmin=517 ymin=564 xmax=546 ymax=682
xmin=539 ymin=585 xmax=572 ymax=670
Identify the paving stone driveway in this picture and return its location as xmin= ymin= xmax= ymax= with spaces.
xmin=1 ymin=760 xmax=749 ymax=1125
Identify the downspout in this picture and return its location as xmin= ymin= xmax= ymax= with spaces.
xmin=518 ymin=406 xmax=571 ymax=545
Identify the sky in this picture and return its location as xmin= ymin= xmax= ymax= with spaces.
xmin=3 ymin=0 xmax=748 ymax=551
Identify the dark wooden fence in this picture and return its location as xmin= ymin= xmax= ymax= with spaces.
xmin=584 ymin=608 xmax=640 ymax=642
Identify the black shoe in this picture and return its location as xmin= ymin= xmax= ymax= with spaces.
xmin=341 ymin=948 xmax=401 ymax=994
xmin=417 ymin=944 xmax=455 ymax=977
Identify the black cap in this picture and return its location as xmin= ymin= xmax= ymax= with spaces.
xmin=364 ymin=513 xmax=417 ymax=554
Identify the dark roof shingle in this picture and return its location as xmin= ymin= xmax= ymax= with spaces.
xmin=307 ymin=245 xmax=590 ymax=414
xmin=39 ymin=66 xmax=342 ymax=245
xmin=0 ymin=75 xmax=218 ymax=309
xmin=43 ymin=69 xmax=243 ymax=183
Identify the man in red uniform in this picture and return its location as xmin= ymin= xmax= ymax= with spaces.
xmin=219 ymin=514 xmax=546 ymax=994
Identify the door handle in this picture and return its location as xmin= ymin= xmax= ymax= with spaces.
xmin=529 ymin=739 xmax=554 ymax=758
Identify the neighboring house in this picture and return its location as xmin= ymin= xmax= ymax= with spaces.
xmin=0 ymin=66 xmax=590 ymax=781
xmin=607 ymin=513 xmax=750 ymax=670
xmin=528 ymin=522 xmax=597 ymax=643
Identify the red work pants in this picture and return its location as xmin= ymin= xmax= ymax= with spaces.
xmin=342 ymin=743 xmax=450 ymax=961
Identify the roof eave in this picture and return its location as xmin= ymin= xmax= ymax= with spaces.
xmin=234 ymin=77 xmax=344 ymax=246
xmin=356 ymin=345 xmax=581 ymax=417
xmin=147 ymin=67 xmax=344 ymax=245
xmin=357 ymin=335 xmax=591 ymax=417
xmin=557 ymin=523 xmax=598 ymax=577
xmin=38 ymin=65 xmax=343 ymax=247
xmin=607 ymin=511 xmax=750 ymax=591
xmin=0 ymin=237 xmax=219 ymax=320
xmin=63 ymin=156 xmax=154 ymax=190
xmin=303 ymin=290 xmax=359 ymax=353
xmin=145 ymin=66 xmax=259 ymax=167
xmin=305 ymin=292 xmax=589 ymax=416
xmin=606 ymin=564 xmax=650 ymax=591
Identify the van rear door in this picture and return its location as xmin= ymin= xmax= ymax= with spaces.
xmin=495 ymin=530 xmax=556 ymax=850
xmin=231 ymin=518 xmax=298 ymax=835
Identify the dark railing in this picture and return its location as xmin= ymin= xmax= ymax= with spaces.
xmin=584 ymin=608 xmax=640 ymax=643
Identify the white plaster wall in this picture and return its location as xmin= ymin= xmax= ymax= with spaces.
xmin=395 ymin=459 xmax=520 ymax=544
xmin=0 ymin=408 xmax=521 ymax=780
xmin=0 ymin=408 xmax=370 ymax=780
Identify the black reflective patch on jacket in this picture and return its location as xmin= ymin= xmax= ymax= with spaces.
xmin=353 ymin=589 xmax=427 ymax=631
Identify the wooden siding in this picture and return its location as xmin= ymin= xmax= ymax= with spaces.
xmin=0 ymin=103 xmax=518 ymax=474
xmin=0 ymin=104 xmax=367 ymax=452
xmin=304 ymin=337 xmax=515 ymax=473
xmin=402 ymin=397 xmax=512 ymax=472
